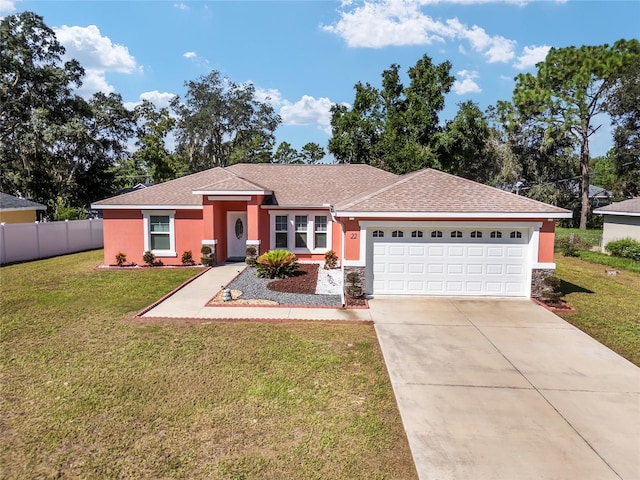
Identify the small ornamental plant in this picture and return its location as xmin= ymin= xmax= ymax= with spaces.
xmin=541 ymin=275 xmax=562 ymax=304
xmin=245 ymin=246 xmax=258 ymax=266
xmin=181 ymin=250 xmax=194 ymax=265
xmin=255 ymin=250 xmax=298 ymax=279
xmin=324 ymin=249 xmax=338 ymax=269
xmin=115 ymin=252 xmax=127 ymax=267
xmin=143 ymin=250 xmax=156 ymax=267
xmin=200 ymin=245 xmax=213 ymax=266
xmin=605 ymin=237 xmax=640 ymax=261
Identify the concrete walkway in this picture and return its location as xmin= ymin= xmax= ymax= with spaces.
xmin=370 ymin=296 xmax=640 ymax=480
xmin=140 ymin=263 xmax=372 ymax=322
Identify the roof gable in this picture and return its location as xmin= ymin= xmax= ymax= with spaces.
xmin=0 ymin=192 xmax=47 ymax=211
xmin=594 ymin=197 xmax=640 ymax=216
xmin=335 ymin=169 xmax=571 ymax=216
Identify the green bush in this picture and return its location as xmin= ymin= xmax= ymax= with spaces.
xmin=605 ymin=238 xmax=640 ymax=261
xmin=255 ymin=250 xmax=298 ymax=279
xmin=556 ymin=237 xmax=579 ymax=257
xmin=143 ymin=251 xmax=156 ymax=266
xmin=541 ymin=275 xmax=562 ymax=303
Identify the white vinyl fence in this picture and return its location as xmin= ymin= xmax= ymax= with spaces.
xmin=0 ymin=219 xmax=103 ymax=265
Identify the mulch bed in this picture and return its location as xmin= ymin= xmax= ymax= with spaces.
xmin=532 ymin=297 xmax=577 ymax=313
xmin=267 ymin=263 xmax=318 ymax=294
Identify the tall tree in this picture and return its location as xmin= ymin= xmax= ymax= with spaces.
xmin=132 ymin=99 xmax=180 ymax=184
xmin=300 ymin=142 xmax=325 ymax=164
xmin=512 ymin=40 xmax=639 ymax=228
xmin=437 ymin=101 xmax=497 ymax=184
xmin=171 ymin=71 xmax=280 ymax=171
xmin=0 ymin=11 xmax=84 ymax=201
xmin=273 ymin=141 xmax=301 ymax=164
xmin=328 ymin=55 xmax=454 ymax=174
xmin=607 ymin=53 xmax=640 ymax=198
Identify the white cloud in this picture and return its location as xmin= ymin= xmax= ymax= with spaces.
xmin=0 ymin=0 xmax=19 ymax=13
xmin=174 ymin=2 xmax=189 ymax=10
xmin=513 ymin=44 xmax=550 ymax=70
xmin=124 ymin=90 xmax=176 ymax=111
xmin=53 ymin=24 xmax=139 ymax=97
xmin=255 ymin=88 xmax=337 ymax=133
xmin=323 ymin=0 xmax=517 ymax=63
xmin=183 ymin=51 xmax=197 ymax=58
xmin=453 ymin=70 xmax=481 ymax=94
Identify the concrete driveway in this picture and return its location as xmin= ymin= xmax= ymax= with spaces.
xmin=370 ymin=297 xmax=640 ymax=480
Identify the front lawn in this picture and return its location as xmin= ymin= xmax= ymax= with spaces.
xmin=0 ymin=250 xmax=416 ymax=479
xmin=554 ymin=255 xmax=640 ymax=366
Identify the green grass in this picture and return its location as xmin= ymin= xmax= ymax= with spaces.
xmin=576 ymin=250 xmax=640 ymax=273
xmin=555 ymin=227 xmax=602 ymax=247
xmin=554 ymin=255 xmax=640 ymax=366
xmin=0 ymin=251 xmax=416 ymax=479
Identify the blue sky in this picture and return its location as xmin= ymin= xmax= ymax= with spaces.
xmin=2 ymin=0 xmax=639 ymax=158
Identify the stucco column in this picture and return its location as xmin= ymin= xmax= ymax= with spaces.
xmin=247 ymin=195 xmax=262 ymax=242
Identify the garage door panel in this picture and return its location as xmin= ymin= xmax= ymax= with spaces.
xmin=372 ymin=231 xmax=528 ymax=297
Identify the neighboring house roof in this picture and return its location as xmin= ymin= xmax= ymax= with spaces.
xmin=593 ymin=197 xmax=640 ymax=217
xmin=570 ymin=183 xmax=613 ymax=199
xmin=335 ymin=169 xmax=571 ymax=217
xmin=0 ymin=192 xmax=47 ymax=212
xmin=91 ymin=164 xmax=571 ymax=217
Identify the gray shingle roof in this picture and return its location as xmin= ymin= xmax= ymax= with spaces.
xmin=594 ymin=197 xmax=640 ymax=216
xmin=335 ymin=169 xmax=571 ymax=215
xmin=92 ymin=164 xmax=570 ymax=216
xmin=0 ymin=193 xmax=47 ymax=211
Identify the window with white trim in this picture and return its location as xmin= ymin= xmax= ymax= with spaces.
xmin=314 ymin=216 xmax=327 ymax=248
xmin=373 ymin=230 xmax=384 ymax=238
xmin=451 ymin=230 xmax=462 ymax=238
xmin=470 ymin=231 xmax=482 ymax=238
xmin=392 ymin=230 xmax=404 ymax=238
xmin=431 ymin=230 xmax=443 ymax=238
xmin=510 ymin=231 xmax=522 ymax=239
xmin=275 ymin=215 xmax=288 ymax=249
xmin=295 ymin=215 xmax=308 ymax=248
xmin=490 ymin=231 xmax=502 ymax=238
xmin=142 ymin=210 xmax=176 ymax=257
xmin=411 ymin=230 xmax=423 ymax=238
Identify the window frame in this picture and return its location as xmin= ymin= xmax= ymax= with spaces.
xmin=431 ymin=230 xmax=443 ymax=238
xmin=269 ymin=211 xmax=331 ymax=253
xmin=470 ymin=230 xmax=483 ymax=238
xmin=510 ymin=231 xmax=522 ymax=239
xmin=142 ymin=210 xmax=176 ymax=257
xmin=392 ymin=230 xmax=404 ymax=238
xmin=490 ymin=231 xmax=502 ymax=239
xmin=451 ymin=230 xmax=463 ymax=238
xmin=372 ymin=230 xmax=384 ymax=238
xmin=275 ymin=215 xmax=288 ymax=249
xmin=411 ymin=230 xmax=423 ymax=238
xmin=314 ymin=215 xmax=327 ymax=249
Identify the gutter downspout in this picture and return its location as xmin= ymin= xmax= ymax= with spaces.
xmin=329 ymin=205 xmax=346 ymax=308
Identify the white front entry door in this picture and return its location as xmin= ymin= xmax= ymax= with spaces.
xmin=227 ymin=212 xmax=248 ymax=258
xmin=371 ymin=227 xmax=529 ymax=297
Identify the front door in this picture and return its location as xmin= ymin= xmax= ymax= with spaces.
xmin=227 ymin=212 xmax=247 ymax=259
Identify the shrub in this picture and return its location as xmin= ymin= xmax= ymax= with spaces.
xmin=255 ymin=250 xmax=298 ymax=279
xmin=245 ymin=246 xmax=258 ymax=266
xmin=115 ymin=252 xmax=127 ymax=267
xmin=181 ymin=250 xmax=194 ymax=265
xmin=200 ymin=245 xmax=213 ymax=266
xmin=556 ymin=237 xmax=579 ymax=257
xmin=143 ymin=250 xmax=156 ymax=266
xmin=541 ymin=275 xmax=562 ymax=303
xmin=605 ymin=238 xmax=640 ymax=261
xmin=324 ymin=249 xmax=338 ymax=269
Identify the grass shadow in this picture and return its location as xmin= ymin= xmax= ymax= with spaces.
xmin=560 ymin=279 xmax=594 ymax=295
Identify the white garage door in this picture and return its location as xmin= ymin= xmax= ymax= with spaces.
xmin=371 ymin=227 xmax=529 ymax=297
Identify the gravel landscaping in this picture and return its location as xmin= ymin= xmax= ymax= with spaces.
xmin=224 ymin=263 xmax=342 ymax=307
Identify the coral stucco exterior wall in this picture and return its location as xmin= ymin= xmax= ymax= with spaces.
xmin=102 ymin=210 xmax=144 ymax=265
xmin=538 ymin=219 xmax=556 ymax=263
xmin=174 ymin=210 xmax=205 ymax=265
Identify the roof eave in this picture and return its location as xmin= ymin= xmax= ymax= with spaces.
xmin=334 ymin=211 xmax=573 ymax=219
xmin=0 ymin=206 xmax=47 ymax=212
xmin=191 ymin=189 xmax=271 ymax=196
xmin=593 ymin=210 xmax=640 ymax=217
xmin=91 ymin=204 xmax=203 ymax=210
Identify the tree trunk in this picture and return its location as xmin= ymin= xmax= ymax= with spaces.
xmin=579 ymin=128 xmax=590 ymax=230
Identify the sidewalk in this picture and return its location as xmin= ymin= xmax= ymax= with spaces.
xmin=140 ymin=263 xmax=372 ymax=322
